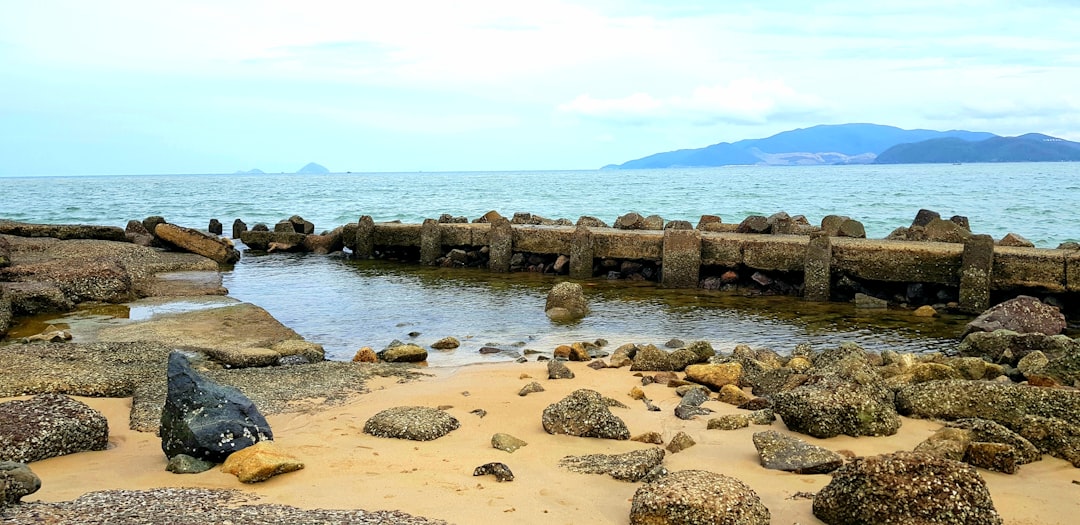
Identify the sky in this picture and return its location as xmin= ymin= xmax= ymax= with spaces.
xmin=1 ymin=0 xmax=1078 ymax=175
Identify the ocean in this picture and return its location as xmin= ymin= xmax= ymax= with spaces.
xmin=2 ymin=163 xmax=1078 ymax=364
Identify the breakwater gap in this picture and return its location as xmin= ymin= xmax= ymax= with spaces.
xmin=235 ymin=211 xmax=1080 ymax=320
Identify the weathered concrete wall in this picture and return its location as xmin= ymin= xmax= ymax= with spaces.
xmin=343 ymin=219 xmax=1076 ymax=302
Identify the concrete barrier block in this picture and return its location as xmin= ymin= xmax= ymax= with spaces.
xmin=992 ymin=247 xmax=1067 ymax=292
xmin=959 ymin=234 xmax=994 ymax=314
xmin=590 ymin=228 xmax=663 ymax=260
xmin=832 ymin=239 xmax=962 ymax=284
xmin=804 ymin=233 xmax=831 ymax=301
xmin=512 ymin=225 xmax=574 ymax=254
xmin=661 ymin=228 xmax=701 ymax=288
xmin=438 ymin=223 xmax=474 ymax=246
xmin=420 ymin=219 xmax=440 ymax=265
xmin=373 ymin=223 xmax=421 ymax=247
xmin=489 ymin=217 xmax=512 ymax=272
xmin=570 ymin=224 xmax=594 ymax=280
xmin=700 ymin=234 xmax=744 ymax=266
xmin=742 ymin=235 xmax=808 ymax=271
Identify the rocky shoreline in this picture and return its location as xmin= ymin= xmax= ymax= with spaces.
xmin=2 ymin=219 xmax=1080 ymax=524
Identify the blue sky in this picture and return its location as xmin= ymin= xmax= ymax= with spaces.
xmin=1 ymin=0 xmax=1077 ymax=175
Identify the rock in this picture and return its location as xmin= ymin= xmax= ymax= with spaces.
xmin=707 ymin=415 xmax=750 ymax=430
xmin=773 ymin=374 xmax=901 ymax=439
xmin=165 ymin=454 xmax=216 ymax=474
xmin=541 ymin=389 xmax=629 ymax=440
xmin=154 ymin=223 xmax=240 ymax=265
xmin=124 ymin=220 xmax=155 ymax=246
xmin=614 ymin=212 xmax=646 ymax=230
xmin=631 ymin=432 xmax=664 ymax=445
xmin=962 ymin=296 xmax=1066 ymax=337
xmin=957 ymin=329 xmax=1078 ymax=366
xmin=473 ymin=462 xmax=514 ymax=482
xmin=0 ymin=220 xmax=128 ymax=241
xmin=231 ymin=219 xmax=247 ymax=239
xmin=812 ymin=451 xmax=1002 ymax=525
xmin=964 ymin=442 xmax=1019 ymax=474
xmin=0 ymin=394 xmax=109 ymax=463
xmin=665 ymin=431 xmax=696 ymax=453
xmin=736 ymin=215 xmax=771 ymax=234
xmin=914 ymin=427 xmax=974 ymax=461
xmin=430 ymin=336 xmax=460 ymax=350
xmin=301 ymin=227 xmax=345 ymax=254
xmin=0 ymin=461 xmax=41 ymax=505
xmin=287 ymin=215 xmax=315 ymax=235
xmin=221 ymin=441 xmax=304 ymax=483
xmin=855 ymin=292 xmax=888 ymax=309
xmin=491 ymin=433 xmax=528 ymax=453
xmin=559 ymin=447 xmax=665 ymax=482
xmin=684 ymin=362 xmax=743 ymax=390
xmin=0 ymin=290 xmax=10 ymax=337
xmin=1012 ymin=415 xmax=1080 ymax=467
xmin=518 ymin=381 xmax=545 ymax=396
xmin=547 ymin=360 xmax=575 ymax=379
xmin=748 ymin=408 xmax=777 ymax=425
xmin=377 ymin=343 xmax=428 ymax=363
xmin=352 ymin=347 xmax=378 ymax=363
xmin=545 ymin=282 xmax=588 ymax=321
xmin=643 ymin=214 xmax=665 ymax=230
xmin=752 ymin=430 xmax=844 ymax=474
xmin=913 ymin=305 xmax=938 ymax=317
xmin=159 ymin=352 xmax=273 ymax=462
xmin=203 ymin=347 xmax=280 ymax=368
xmin=1016 ymin=350 xmax=1049 ymax=377
xmin=576 ymin=216 xmax=608 ymax=228
xmin=998 ymin=233 xmax=1034 ymax=247
xmin=895 ymin=380 xmax=1080 ymax=424
xmin=207 ymin=219 xmax=223 ymax=235
xmin=630 ymin=345 xmax=674 ymax=372
xmin=630 ymin=469 xmax=770 ymax=525
xmin=363 ymin=406 xmax=460 ymax=441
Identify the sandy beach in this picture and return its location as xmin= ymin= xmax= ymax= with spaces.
xmin=9 ymin=359 xmax=1078 ymax=524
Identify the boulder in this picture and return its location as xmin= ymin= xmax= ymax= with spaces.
xmin=0 ymin=235 xmax=10 ymax=268
xmin=154 ymin=223 xmax=240 ymax=265
xmin=630 ymin=470 xmax=770 ymax=525
xmin=923 ymin=217 xmax=973 ymax=243
xmin=957 ymin=329 xmax=1078 ymax=365
xmin=1011 ymin=415 xmax=1080 ymax=467
xmin=0 ymin=461 xmax=40 ymax=506
xmin=559 ymin=447 xmax=665 ymax=482
xmin=221 ymin=440 xmax=304 ymax=483
xmin=752 ymin=430 xmax=844 ymax=474
xmin=962 ymin=296 xmax=1066 ymax=337
xmin=363 ymin=406 xmax=460 ymax=441
xmin=431 ymin=336 xmax=460 ymax=350
xmin=491 ymin=433 xmax=528 ymax=453
xmin=895 ymin=380 xmax=1080 ymax=424
xmin=287 ymin=215 xmax=315 ymax=235
xmin=547 ymin=360 xmax=575 ymax=379
xmin=377 ymin=343 xmax=428 ymax=363
xmin=301 ymin=227 xmax=345 ymax=254
xmin=911 ymin=209 xmax=942 ymax=228
xmin=351 ymin=347 xmax=378 ymax=363
xmin=707 ymin=414 xmax=750 ymax=430
xmin=159 ymin=352 xmax=273 ymax=462
xmin=576 ymin=216 xmax=608 ymax=228
xmin=998 ymin=232 xmax=1034 ymax=247
xmin=0 ymin=220 xmax=127 ymax=242
xmin=684 ymin=362 xmax=743 ymax=390
xmin=238 ymin=231 xmax=306 ymax=252
xmin=812 ymin=452 xmax=1002 ymax=525
xmin=208 ymin=219 xmax=223 ymax=235
xmin=124 ymin=220 xmax=155 ymax=246
xmin=545 ymin=282 xmax=588 ymax=321
xmin=629 ymin=345 xmax=674 ymax=372
xmin=665 ymin=431 xmax=696 ymax=453
xmin=736 ymin=215 xmax=770 ymax=234
xmin=541 ymin=389 xmax=629 ymax=440
xmin=165 ymin=454 xmax=216 ymax=474
xmin=773 ymin=374 xmax=900 ymax=439
xmin=0 ymin=394 xmax=109 ymax=463
xmin=642 ymin=214 xmax=665 ymax=230
xmin=0 ymin=289 xmax=10 ymax=336
xmin=614 ymin=212 xmax=646 ymax=230
xmin=232 ymin=219 xmax=247 ymax=239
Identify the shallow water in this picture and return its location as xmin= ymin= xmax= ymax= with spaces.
xmin=216 ymin=253 xmax=970 ymax=365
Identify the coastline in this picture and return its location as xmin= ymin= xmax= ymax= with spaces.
xmin=9 ymin=360 xmax=1079 ymax=524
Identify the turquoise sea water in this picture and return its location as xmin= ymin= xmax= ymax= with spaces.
xmin=2 ymin=163 xmax=1078 ymax=364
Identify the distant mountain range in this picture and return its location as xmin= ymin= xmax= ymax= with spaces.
xmin=605 ymin=124 xmax=1080 ymax=168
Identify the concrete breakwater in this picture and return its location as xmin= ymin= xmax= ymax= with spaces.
xmin=236 ymin=211 xmax=1080 ymax=317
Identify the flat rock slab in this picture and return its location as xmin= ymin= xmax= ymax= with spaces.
xmin=559 ymin=447 xmax=666 ymax=482
xmin=0 ymin=393 xmax=109 ymax=463
xmin=752 ymin=430 xmax=844 ymax=474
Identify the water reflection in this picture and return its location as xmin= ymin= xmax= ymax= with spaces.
xmin=222 ymin=254 xmax=968 ymax=366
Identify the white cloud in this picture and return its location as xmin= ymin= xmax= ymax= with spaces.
xmin=559 ymin=79 xmax=827 ymax=126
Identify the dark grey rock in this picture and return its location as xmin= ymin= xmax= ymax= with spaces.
xmin=630 ymin=469 xmax=770 ymax=525
xmin=812 ymin=451 xmax=1002 ymax=525
xmin=773 ymin=374 xmax=900 ymax=438
xmin=947 ymin=419 xmax=1042 ymax=465
xmin=160 ymin=352 xmax=273 ymax=462
xmin=0 ymin=461 xmax=41 ymax=505
xmin=473 ymin=462 xmax=514 ymax=482
xmin=0 ymin=393 xmax=108 ymax=463
xmin=541 ymin=389 xmax=629 ymax=440
xmin=752 ymin=430 xmax=844 ymax=474
xmin=363 ymin=406 xmax=460 ymax=441
xmin=559 ymin=447 xmax=665 ymax=482
xmin=957 ymin=330 xmax=1079 ymax=366
xmin=165 ymin=454 xmax=216 ymax=474
xmin=547 ymin=359 xmax=575 ymax=379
